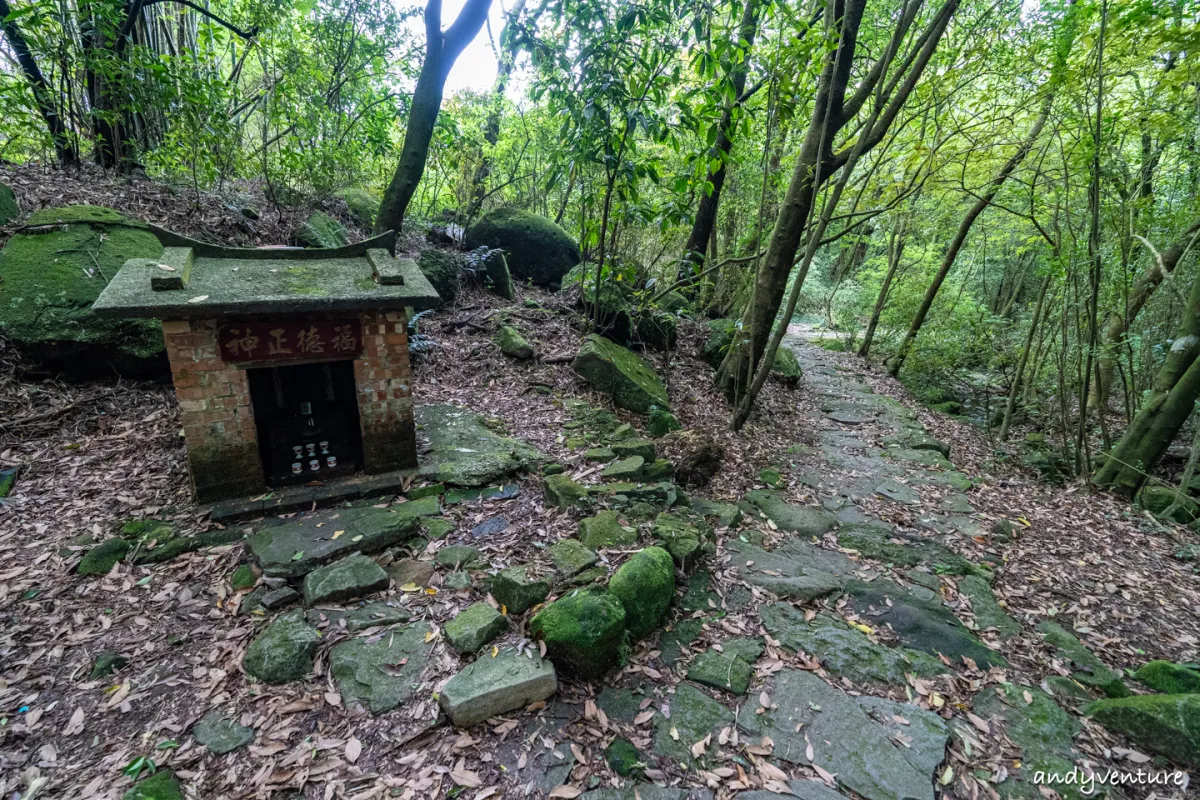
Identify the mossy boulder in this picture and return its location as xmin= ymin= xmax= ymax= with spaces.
xmin=480 ymin=249 xmax=516 ymax=300
xmin=0 ymin=205 xmax=165 ymax=375
xmin=648 ymin=406 xmax=681 ymax=437
xmin=337 ymin=187 xmax=379 ymax=228
xmin=604 ymin=737 xmax=644 ymax=777
xmin=294 ymin=210 xmax=349 ymax=248
xmin=496 ymin=324 xmax=534 ymax=360
xmin=417 ymin=249 xmax=463 ymax=305
xmin=444 ymin=601 xmax=509 ymax=654
xmin=1086 ymin=694 xmax=1200 ymax=767
xmin=0 ymin=182 xmax=17 ymax=225
xmin=530 ymin=586 xmax=626 ymax=679
xmin=573 ymin=334 xmax=669 ymax=414
xmin=702 ymin=319 xmax=800 ymax=383
xmin=579 ymin=509 xmax=637 ymax=549
xmin=464 ymin=207 xmax=581 ymax=287
xmin=242 ymin=610 xmax=321 ymax=684
xmin=1134 ymin=660 xmax=1200 ymax=694
xmin=607 ymin=546 xmax=675 ymax=639
xmin=1138 ymin=485 xmax=1200 ymax=525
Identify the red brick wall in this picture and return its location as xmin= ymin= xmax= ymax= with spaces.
xmin=354 ymin=310 xmax=418 ymax=473
xmin=163 ymin=319 xmax=265 ymax=502
xmin=162 ymin=310 xmax=416 ymax=503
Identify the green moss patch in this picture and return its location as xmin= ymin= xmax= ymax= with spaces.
xmin=1086 ymin=693 xmax=1200 ymax=768
xmin=607 ymin=546 xmax=675 ymax=639
xmin=530 ymin=586 xmax=626 ymax=680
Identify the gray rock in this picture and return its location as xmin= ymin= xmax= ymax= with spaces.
xmin=439 ymin=648 xmax=557 ymax=727
xmin=490 ymin=565 xmax=551 ymax=614
xmin=688 ymin=649 xmax=753 ymax=694
xmin=192 ymin=710 xmax=254 ymax=755
xmin=302 ymin=553 xmax=389 ymax=606
xmin=330 ymin=622 xmax=434 ymax=713
xmin=737 ymin=781 xmax=851 ymax=799
xmin=307 ymin=601 xmax=412 ymax=632
xmin=547 ymin=539 xmax=598 ymax=578
xmin=875 ymin=480 xmax=921 ymax=506
xmin=938 ymin=493 xmax=974 ymax=514
xmin=727 ymin=538 xmax=853 ymax=601
xmin=470 ymin=516 xmax=509 ymax=538
xmin=387 ymin=558 xmax=435 ymax=588
xmin=971 ymin=683 xmax=1083 ymax=797
xmin=261 ymin=586 xmax=299 ymax=610
xmin=846 ymin=580 xmax=1007 ymax=669
xmin=416 ymin=405 xmax=543 ymax=487
xmin=761 ymin=604 xmax=948 ymax=686
xmin=856 ymin=695 xmax=949 ymax=776
xmin=743 ymin=490 xmax=836 ymax=536
xmin=247 ymin=505 xmax=420 ymax=578
xmin=444 ymin=602 xmax=509 ymax=654
xmin=739 ymin=669 xmax=939 ymax=800
xmin=243 ymin=610 xmax=321 ymax=684
xmin=435 ymin=545 xmax=487 ymax=569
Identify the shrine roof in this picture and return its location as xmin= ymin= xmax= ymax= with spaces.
xmin=92 ymin=230 xmax=441 ymax=319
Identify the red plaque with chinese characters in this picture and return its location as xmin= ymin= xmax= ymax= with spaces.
xmin=218 ymin=320 xmax=362 ymax=364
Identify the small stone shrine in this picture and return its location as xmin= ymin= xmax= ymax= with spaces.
xmin=93 ymin=231 xmax=439 ymax=502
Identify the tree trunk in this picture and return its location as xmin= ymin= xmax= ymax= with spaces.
xmin=376 ymin=0 xmax=494 ymax=234
xmin=999 ymin=272 xmax=1052 ymax=441
xmin=681 ymin=0 xmax=762 ymax=268
xmin=0 ymin=0 xmax=76 ymax=164
xmin=859 ymin=209 xmax=908 ymax=358
xmin=1091 ymin=217 xmax=1200 ymax=411
xmin=886 ymin=93 xmax=1055 ymax=377
xmin=723 ymin=0 xmax=960 ymax=420
xmin=465 ymin=0 xmax=537 ymax=220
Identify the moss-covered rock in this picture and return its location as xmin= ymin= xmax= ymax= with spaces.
xmin=1138 ymin=485 xmax=1200 ymax=525
xmin=77 ymin=537 xmax=130 ymax=575
xmin=481 ymin=249 xmax=516 ymax=300
xmin=122 ymin=770 xmax=184 ymax=800
xmin=490 ymin=565 xmax=551 ymax=614
xmin=91 ymin=650 xmax=128 ymax=679
xmin=547 ymin=539 xmax=598 ymax=578
xmin=294 ymin=210 xmax=349 ymax=248
xmin=530 ymin=586 xmax=626 ymax=679
xmin=0 ymin=182 xmax=18 ymax=225
xmin=573 ymin=334 xmax=669 ymax=414
xmin=230 ymin=563 xmax=258 ymax=591
xmin=579 ymin=510 xmax=637 ymax=549
xmin=604 ymin=737 xmax=644 ymax=777
xmin=464 ymin=207 xmax=581 ymax=286
xmin=688 ymin=648 xmax=754 ymax=694
xmin=1038 ymin=621 xmax=1130 ymax=698
xmin=337 ymin=187 xmax=379 ymax=228
xmin=444 ymin=601 xmax=509 ymax=654
xmin=1133 ymin=660 xmax=1200 ymax=694
xmin=702 ymin=319 xmax=801 ymax=383
xmin=417 ymin=248 xmax=462 ymax=305
xmin=772 ymin=346 xmax=802 ymax=386
xmin=648 ymin=406 xmax=681 ymax=437
xmin=1086 ymin=694 xmax=1200 ymax=767
xmin=544 ymin=473 xmax=588 ymax=510
xmin=607 ymin=546 xmax=674 ymax=639
xmin=242 ymin=610 xmax=321 ymax=684
xmin=0 ymin=205 xmax=164 ymax=374
xmin=417 ymin=404 xmax=542 ymax=487
xmin=496 ymin=324 xmax=534 ymax=360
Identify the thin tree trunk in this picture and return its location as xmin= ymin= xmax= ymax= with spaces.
xmin=886 ymin=93 xmax=1056 ymax=377
xmin=859 ymin=206 xmax=909 ymax=358
xmin=886 ymin=2 xmax=1078 ymax=377
xmin=376 ymin=0 xmax=494 ymax=234
xmin=681 ymin=0 xmax=765 ymax=267
xmin=1000 ymin=272 xmax=1052 ymax=440
xmin=0 ymin=0 xmax=75 ymax=164
xmin=718 ymin=0 xmax=958 ymax=403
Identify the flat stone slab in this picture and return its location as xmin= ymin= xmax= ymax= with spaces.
xmin=652 ymin=683 xmax=734 ymax=768
xmin=728 ymin=539 xmax=854 ymax=601
xmin=938 ymin=493 xmax=974 ymax=514
xmin=470 ymin=516 xmax=509 ymax=538
xmin=439 ymin=648 xmax=557 ymax=727
xmin=761 ymin=604 xmax=947 ymax=686
xmin=846 ymin=580 xmax=1006 ymax=669
xmin=547 ymin=539 xmax=598 ymax=577
xmin=958 ymin=575 xmax=1020 ymax=639
xmin=884 ymin=447 xmax=953 ymax=470
xmin=856 ymin=695 xmax=950 ymax=776
xmin=330 ymin=622 xmax=434 ymax=714
xmin=687 ymin=649 xmax=753 ymax=694
xmin=970 ymin=683 xmax=1083 ymax=795
xmin=416 ymin=404 xmax=543 ymax=487
xmin=743 ymin=490 xmax=836 ymax=536
xmin=738 ymin=669 xmax=940 ymax=800
xmin=875 ymin=479 xmax=921 ymax=506
xmin=302 ymin=553 xmax=389 ymax=606
xmin=247 ymin=505 xmax=420 ymax=578
xmin=192 ymin=710 xmax=254 ymax=755
xmin=307 ymin=601 xmax=412 ymax=632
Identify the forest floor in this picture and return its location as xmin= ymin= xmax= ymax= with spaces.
xmin=1 ymin=166 xmax=1199 ymax=800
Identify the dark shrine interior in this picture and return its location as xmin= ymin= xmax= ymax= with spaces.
xmin=247 ymin=360 xmax=364 ymax=487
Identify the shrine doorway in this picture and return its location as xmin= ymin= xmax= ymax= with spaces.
xmin=247 ymin=360 xmax=364 ymax=488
